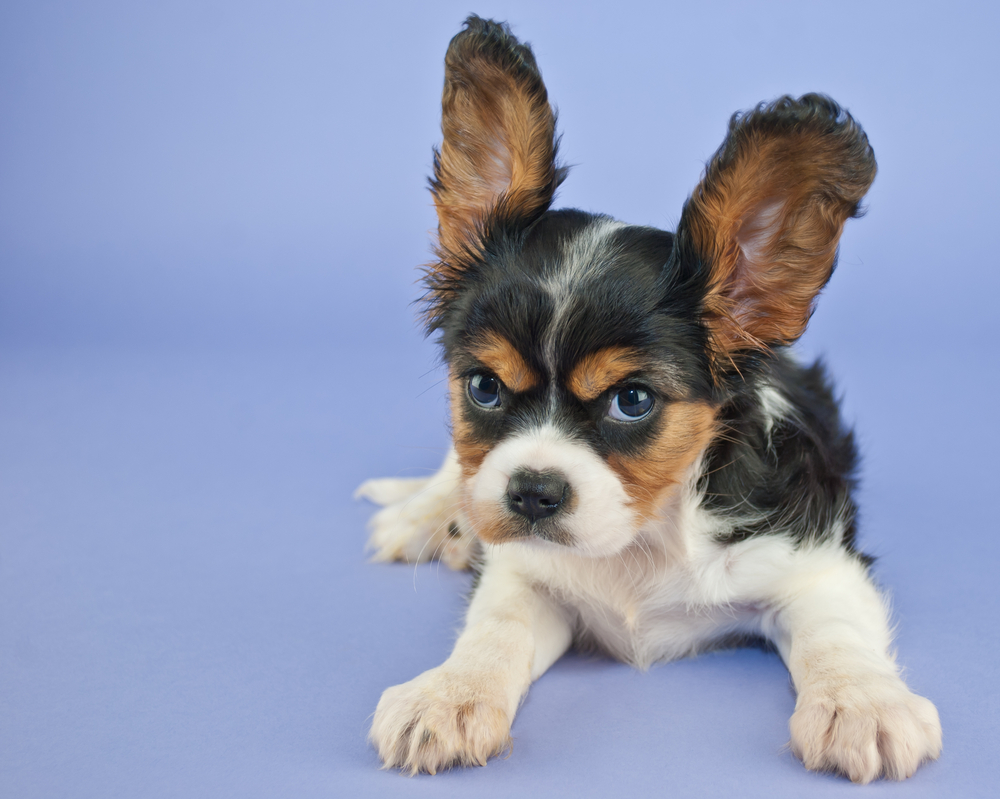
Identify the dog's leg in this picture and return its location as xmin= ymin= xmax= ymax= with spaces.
xmin=763 ymin=552 xmax=942 ymax=783
xmin=356 ymin=447 xmax=475 ymax=568
xmin=370 ymin=556 xmax=572 ymax=773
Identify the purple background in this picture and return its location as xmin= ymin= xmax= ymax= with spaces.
xmin=2 ymin=1 xmax=998 ymax=796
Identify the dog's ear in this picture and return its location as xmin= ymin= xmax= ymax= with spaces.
xmin=431 ymin=16 xmax=564 ymax=259
xmin=677 ymin=94 xmax=876 ymax=357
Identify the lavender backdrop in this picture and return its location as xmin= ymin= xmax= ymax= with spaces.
xmin=2 ymin=1 xmax=998 ymax=797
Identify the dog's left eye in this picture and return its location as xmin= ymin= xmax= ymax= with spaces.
xmin=608 ymin=387 xmax=654 ymax=421
xmin=469 ymin=373 xmax=502 ymax=408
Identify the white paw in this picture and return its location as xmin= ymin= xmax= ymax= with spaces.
xmin=364 ymin=498 xmax=475 ymax=567
xmin=356 ymin=452 xmax=476 ymax=568
xmin=790 ymin=674 xmax=942 ymax=783
xmin=370 ymin=666 xmax=512 ymax=774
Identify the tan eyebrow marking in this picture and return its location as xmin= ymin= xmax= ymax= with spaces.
xmin=468 ymin=332 xmax=539 ymax=393
xmin=567 ymin=347 xmax=645 ymax=401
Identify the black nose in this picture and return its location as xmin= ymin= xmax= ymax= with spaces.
xmin=507 ymin=470 xmax=568 ymax=522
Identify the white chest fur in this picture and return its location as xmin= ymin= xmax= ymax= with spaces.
xmin=481 ymin=483 xmax=789 ymax=669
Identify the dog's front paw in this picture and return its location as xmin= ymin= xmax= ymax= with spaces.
xmin=358 ymin=486 xmax=475 ymax=568
xmin=790 ymin=674 xmax=942 ymax=783
xmin=357 ymin=457 xmax=477 ymax=567
xmin=357 ymin=476 xmax=441 ymax=562
xmin=357 ymin=451 xmax=476 ymax=568
xmin=370 ymin=667 xmax=512 ymax=774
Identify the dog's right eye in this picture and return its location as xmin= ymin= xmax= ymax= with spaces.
xmin=469 ymin=374 xmax=502 ymax=408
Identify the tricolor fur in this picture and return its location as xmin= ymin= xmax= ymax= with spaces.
xmin=358 ymin=15 xmax=941 ymax=782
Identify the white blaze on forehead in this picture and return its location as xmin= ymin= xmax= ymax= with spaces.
xmin=542 ymin=217 xmax=627 ymax=324
xmin=553 ymin=217 xmax=626 ymax=286
xmin=469 ymin=424 xmax=638 ymax=557
xmin=540 ymin=217 xmax=628 ymax=404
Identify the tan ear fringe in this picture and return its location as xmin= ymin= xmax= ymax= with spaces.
xmin=681 ymin=94 xmax=876 ymax=358
xmin=423 ymin=16 xmax=565 ymax=329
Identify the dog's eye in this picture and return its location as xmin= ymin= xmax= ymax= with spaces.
xmin=469 ymin=373 xmax=502 ymax=408
xmin=608 ymin=387 xmax=653 ymax=421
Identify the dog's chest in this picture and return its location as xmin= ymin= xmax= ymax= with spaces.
xmin=493 ymin=534 xmax=767 ymax=670
xmin=569 ymin=561 xmax=761 ymax=668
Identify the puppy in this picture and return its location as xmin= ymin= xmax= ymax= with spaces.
xmin=358 ymin=15 xmax=942 ymax=782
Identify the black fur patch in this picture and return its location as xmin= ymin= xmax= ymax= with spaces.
xmin=700 ymin=353 xmax=869 ymax=562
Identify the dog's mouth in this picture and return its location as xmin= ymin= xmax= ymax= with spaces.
xmin=478 ymin=513 xmax=576 ymax=548
xmin=512 ymin=513 xmax=575 ymax=547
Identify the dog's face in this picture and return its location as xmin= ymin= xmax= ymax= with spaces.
xmin=440 ymin=213 xmax=718 ymax=557
xmin=425 ymin=19 xmax=875 ymax=557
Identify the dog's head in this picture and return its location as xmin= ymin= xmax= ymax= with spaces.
xmin=425 ymin=16 xmax=876 ymax=557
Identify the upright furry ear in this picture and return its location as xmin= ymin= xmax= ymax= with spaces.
xmin=677 ymin=94 xmax=876 ymax=356
xmin=431 ymin=16 xmax=565 ymax=259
